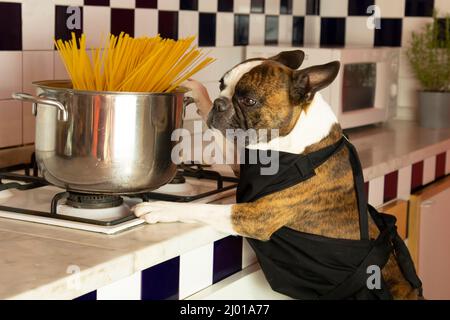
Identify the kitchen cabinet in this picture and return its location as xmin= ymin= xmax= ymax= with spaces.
xmin=409 ymin=176 xmax=450 ymax=299
xmin=380 ymin=200 xmax=408 ymax=239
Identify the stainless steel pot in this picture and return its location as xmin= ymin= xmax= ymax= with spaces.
xmin=13 ymin=80 xmax=194 ymax=195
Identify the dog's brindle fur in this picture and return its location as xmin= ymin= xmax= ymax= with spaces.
xmin=136 ymin=51 xmax=420 ymax=299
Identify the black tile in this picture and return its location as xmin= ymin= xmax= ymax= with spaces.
xmin=199 ymin=13 xmax=216 ymax=46
xmin=180 ymin=0 xmax=198 ymax=10
xmin=218 ymin=0 xmax=234 ymax=12
xmin=0 ymin=2 xmax=22 ymax=51
xmin=136 ymin=0 xmax=158 ymax=8
xmin=348 ymin=0 xmax=374 ymax=16
xmin=251 ymin=0 xmax=264 ymax=13
xmin=84 ymin=0 xmax=110 ymax=6
xmin=320 ymin=18 xmax=346 ymax=47
xmin=280 ymin=0 xmax=293 ymax=14
xmin=111 ymin=9 xmax=134 ymax=37
xmin=55 ymin=6 xmax=83 ymax=44
xmin=141 ymin=257 xmax=180 ymax=300
xmin=374 ymin=18 xmax=402 ymax=47
xmin=234 ymin=14 xmax=249 ymax=46
xmin=213 ymin=236 xmax=243 ymax=284
xmin=292 ymin=16 xmax=305 ymax=46
xmin=158 ymin=11 xmax=179 ymax=40
xmin=405 ymin=0 xmax=435 ymax=17
xmin=265 ymin=15 xmax=279 ymax=45
xmin=306 ymin=0 xmax=320 ymax=15
xmin=74 ymin=290 xmax=97 ymax=300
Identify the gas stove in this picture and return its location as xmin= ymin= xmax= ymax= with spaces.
xmin=0 ymin=163 xmax=238 ymax=235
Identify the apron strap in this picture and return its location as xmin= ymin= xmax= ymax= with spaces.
xmin=344 ymin=136 xmax=370 ymax=240
xmin=368 ymin=205 xmax=423 ymax=294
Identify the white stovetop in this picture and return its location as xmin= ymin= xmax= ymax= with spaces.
xmin=0 ymin=173 xmax=236 ymax=234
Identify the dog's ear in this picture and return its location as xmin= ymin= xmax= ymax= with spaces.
xmin=269 ymin=50 xmax=305 ymax=70
xmin=290 ymin=61 xmax=340 ymax=103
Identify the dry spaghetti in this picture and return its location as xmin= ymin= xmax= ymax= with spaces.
xmin=54 ymin=32 xmax=214 ymax=93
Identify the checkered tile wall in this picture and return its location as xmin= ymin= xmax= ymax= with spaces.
xmin=0 ymin=0 xmax=449 ymax=51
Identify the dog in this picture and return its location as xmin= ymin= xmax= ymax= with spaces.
xmin=133 ymin=51 xmax=421 ymax=300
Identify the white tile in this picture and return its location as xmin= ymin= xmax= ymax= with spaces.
xmin=199 ymin=0 xmax=218 ymax=12
xmin=446 ymin=150 xmax=450 ymax=175
xmin=369 ymin=175 xmax=384 ymax=207
xmin=293 ymin=0 xmax=306 ymax=15
xmin=278 ymin=15 xmax=293 ymax=45
xmin=345 ymin=17 xmax=375 ymax=46
xmin=320 ymin=0 xmax=348 ymax=17
xmin=179 ymin=11 xmax=199 ymax=44
xmin=402 ymin=17 xmax=433 ymax=47
xmin=135 ymin=9 xmax=158 ymax=37
xmin=265 ymin=0 xmax=280 ymax=15
xmin=395 ymin=105 xmax=417 ymax=121
xmin=398 ymin=48 xmax=414 ymax=78
xmin=179 ymin=243 xmax=214 ymax=299
xmin=374 ymin=0 xmax=405 ymax=18
xmin=54 ymin=51 xmax=70 ymax=80
xmin=423 ymin=156 xmax=437 ymax=185
xmin=249 ymin=14 xmax=265 ymax=45
xmin=304 ymin=16 xmax=321 ymax=45
xmin=22 ymin=0 xmax=55 ymax=50
xmin=0 ymin=52 xmax=22 ymax=100
xmin=110 ymin=0 xmax=135 ymax=8
xmin=242 ymin=238 xmax=257 ymax=269
xmin=216 ymin=13 xmax=234 ymax=46
xmin=23 ymin=51 xmax=54 ymax=93
xmin=96 ymin=272 xmax=141 ymax=300
xmin=192 ymin=47 xmax=244 ymax=81
xmin=397 ymin=165 xmax=412 ymax=200
xmin=83 ymin=6 xmax=111 ymax=48
xmin=22 ymin=51 xmax=54 ymax=145
xmin=158 ymin=0 xmax=179 ymax=11
xmin=235 ymin=0 xmax=251 ymax=13
xmin=52 ymin=0 xmax=84 ymax=5
xmin=397 ymin=77 xmax=420 ymax=109
xmin=435 ymin=0 xmax=450 ymax=16
xmin=0 ymin=100 xmax=22 ymax=148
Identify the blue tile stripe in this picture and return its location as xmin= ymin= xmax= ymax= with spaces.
xmin=213 ymin=236 xmax=243 ymax=284
xmin=141 ymin=256 xmax=180 ymax=300
xmin=74 ymin=290 xmax=97 ymax=300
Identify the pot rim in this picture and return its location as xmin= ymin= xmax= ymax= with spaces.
xmin=32 ymin=80 xmax=190 ymax=96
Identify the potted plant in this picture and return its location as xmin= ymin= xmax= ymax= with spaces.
xmin=407 ymin=13 xmax=450 ymax=128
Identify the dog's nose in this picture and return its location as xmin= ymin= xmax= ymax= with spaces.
xmin=213 ymin=97 xmax=230 ymax=112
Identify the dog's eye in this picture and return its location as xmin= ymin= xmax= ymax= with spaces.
xmin=241 ymin=97 xmax=257 ymax=106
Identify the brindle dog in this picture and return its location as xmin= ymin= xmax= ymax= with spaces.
xmin=134 ymin=51 xmax=420 ymax=299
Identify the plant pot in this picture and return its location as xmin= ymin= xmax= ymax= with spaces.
xmin=418 ymin=91 xmax=450 ymax=129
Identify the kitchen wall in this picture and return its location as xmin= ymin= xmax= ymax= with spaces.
xmin=0 ymin=0 xmax=449 ymax=152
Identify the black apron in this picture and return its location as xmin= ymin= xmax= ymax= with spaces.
xmin=236 ymin=137 xmax=422 ymax=300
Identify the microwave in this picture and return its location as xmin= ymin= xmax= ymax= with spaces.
xmin=246 ymin=46 xmax=400 ymax=129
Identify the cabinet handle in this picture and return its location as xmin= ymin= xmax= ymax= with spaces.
xmin=421 ymin=200 xmax=435 ymax=208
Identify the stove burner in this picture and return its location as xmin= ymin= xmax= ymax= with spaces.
xmin=169 ymin=170 xmax=186 ymax=184
xmin=65 ymin=192 xmax=124 ymax=209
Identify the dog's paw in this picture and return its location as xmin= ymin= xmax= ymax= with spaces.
xmin=132 ymin=201 xmax=196 ymax=224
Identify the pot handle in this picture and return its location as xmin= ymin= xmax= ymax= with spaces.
xmin=12 ymin=92 xmax=69 ymax=122
xmin=182 ymin=96 xmax=196 ymax=119
xmin=183 ymin=96 xmax=195 ymax=107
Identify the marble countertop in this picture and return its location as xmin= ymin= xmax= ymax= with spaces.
xmin=350 ymin=120 xmax=450 ymax=180
xmin=1 ymin=120 xmax=450 ymax=300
